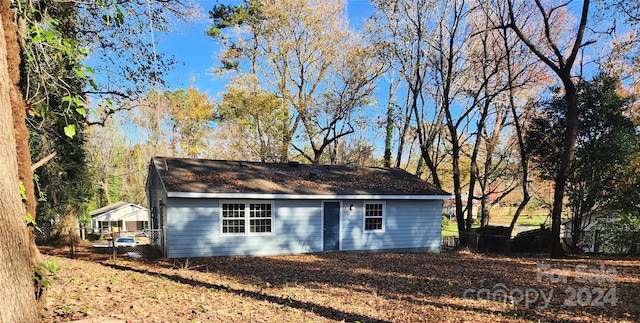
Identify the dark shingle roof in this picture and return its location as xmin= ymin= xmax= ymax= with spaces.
xmin=151 ymin=157 xmax=449 ymax=197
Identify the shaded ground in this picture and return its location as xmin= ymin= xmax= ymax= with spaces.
xmin=39 ymin=244 xmax=640 ymax=322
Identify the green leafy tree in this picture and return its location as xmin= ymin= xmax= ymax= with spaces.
xmin=30 ymin=122 xmax=93 ymax=223
xmin=16 ymin=0 xmax=194 ymax=222
xmin=206 ymin=0 xmax=264 ymax=73
xmin=207 ymin=0 xmax=292 ymax=161
xmin=218 ymin=77 xmax=288 ymax=162
xmin=527 ymin=73 xmax=639 ymax=253
xmin=164 ymin=88 xmax=216 ymax=158
xmin=588 ymin=213 xmax=640 ymax=254
xmin=17 ymin=0 xmax=93 ymax=227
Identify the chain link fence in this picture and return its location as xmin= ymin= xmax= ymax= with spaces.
xmin=35 ymin=220 xmax=56 ymax=244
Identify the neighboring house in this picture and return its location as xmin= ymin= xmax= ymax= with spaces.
xmin=90 ymin=201 xmax=149 ymax=236
xmin=146 ymin=157 xmax=450 ymax=258
xmin=562 ymin=214 xmax=636 ymax=254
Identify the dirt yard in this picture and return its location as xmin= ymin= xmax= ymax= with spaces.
xmin=38 ymin=244 xmax=640 ymax=322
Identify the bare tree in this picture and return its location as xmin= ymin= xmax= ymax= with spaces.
xmin=371 ymin=0 xmax=446 ymax=185
xmin=505 ymin=0 xmax=592 ymax=257
xmin=463 ymin=6 xmax=510 ymax=229
xmin=472 ymin=0 xmax=548 ymax=229
xmin=262 ymin=0 xmax=380 ymax=163
xmin=211 ymin=0 xmax=379 ymax=164
xmin=424 ymin=0 xmax=478 ymax=244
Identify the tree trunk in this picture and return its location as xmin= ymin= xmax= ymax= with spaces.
xmin=506 ymin=0 xmax=591 ymax=257
xmin=5 ymin=0 xmax=39 ymax=271
xmin=383 ymin=83 xmax=394 ymax=168
xmin=450 ymin=134 xmax=468 ymax=247
xmin=480 ymin=198 xmax=490 ymax=227
xmin=571 ymin=212 xmax=583 ymax=253
xmin=101 ymin=181 xmax=112 ymax=205
xmin=549 ymin=81 xmax=579 ymax=258
xmin=0 ymin=4 xmax=39 ymax=321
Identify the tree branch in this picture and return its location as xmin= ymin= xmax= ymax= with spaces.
xmin=31 ymin=151 xmax=57 ymax=171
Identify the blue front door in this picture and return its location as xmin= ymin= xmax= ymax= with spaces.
xmin=323 ymin=202 xmax=340 ymax=251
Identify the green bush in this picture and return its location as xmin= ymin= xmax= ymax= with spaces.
xmin=587 ymin=212 xmax=640 ymax=254
xmin=441 ymin=215 xmax=450 ymax=230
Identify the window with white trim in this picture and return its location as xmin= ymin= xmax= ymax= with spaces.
xmin=221 ymin=201 xmax=273 ymax=235
xmin=364 ymin=202 xmax=384 ymax=231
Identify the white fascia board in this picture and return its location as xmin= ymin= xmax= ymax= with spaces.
xmin=89 ymin=202 xmax=130 ymax=217
xmin=167 ymin=191 xmax=452 ymax=200
xmin=120 ymin=209 xmax=149 ymax=221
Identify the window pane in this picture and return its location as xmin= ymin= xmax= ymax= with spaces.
xmin=365 ymin=218 xmax=383 ymax=230
xmin=249 ymin=203 xmax=272 ymax=218
xmin=250 ymin=219 xmax=272 ymax=233
xmin=222 ymin=220 xmax=244 ymax=233
xmin=365 ymin=203 xmax=383 ymax=217
xmin=222 ymin=203 xmax=245 ymax=234
xmin=222 ymin=203 xmax=245 ymax=218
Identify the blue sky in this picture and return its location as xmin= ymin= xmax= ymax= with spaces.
xmin=157 ymin=0 xmax=375 ymax=101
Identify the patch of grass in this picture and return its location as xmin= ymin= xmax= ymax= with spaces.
xmin=441 ymin=207 xmax=550 ymax=237
xmin=58 ymin=305 xmax=72 ymax=313
xmin=442 ymin=221 xmax=458 ymax=237
xmin=517 ymin=214 xmax=549 ymax=227
xmin=488 ymin=207 xmax=550 ymax=227
xmin=441 ymin=220 xmax=481 ymax=237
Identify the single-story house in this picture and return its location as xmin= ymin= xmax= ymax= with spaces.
xmin=90 ymin=201 xmax=149 ymax=236
xmin=146 ymin=157 xmax=450 ymax=258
